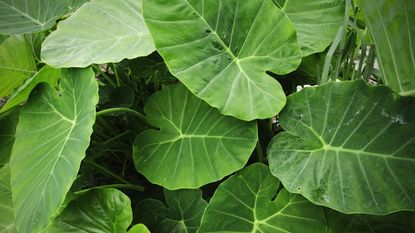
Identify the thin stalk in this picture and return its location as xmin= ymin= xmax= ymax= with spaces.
xmin=363 ymin=45 xmax=376 ymax=81
xmin=96 ymin=107 xmax=150 ymax=125
xmin=347 ymin=19 xmax=366 ymax=79
xmin=84 ymin=160 xmax=130 ymax=184
xmin=102 ymin=130 xmax=131 ymax=145
xmin=320 ymin=27 xmax=345 ymax=84
xmin=74 ymin=184 xmax=145 ymax=195
xmin=112 ymin=63 xmax=122 ymax=87
xmin=256 ymin=141 xmax=265 ymax=163
xmin=92 ymin=65 xmax=117 ymax=88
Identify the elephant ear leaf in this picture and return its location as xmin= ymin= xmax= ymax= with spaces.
xmin=133 ymin=84 xmax=257 ymax=189
xmin=136 ymin=189 xmax=207 ymax=233
xmin=268 ymin=80 xmax=415 ymax=214
xmin=198 ymin=163 xmax=327 ymax=233
xmin=143 ymin=0 xmax=302 ymax=120
xmin=46 ymin=188 xmax=133 ymax=233
xmin=10 ymin=68 xmax=98 ymax=233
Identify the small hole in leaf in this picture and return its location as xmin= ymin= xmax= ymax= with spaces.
xmin=205 ymin=29 xmax=211 ymax=33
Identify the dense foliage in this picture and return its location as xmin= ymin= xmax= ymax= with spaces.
xmin=0 ymin=0 xmax=414 ymax=232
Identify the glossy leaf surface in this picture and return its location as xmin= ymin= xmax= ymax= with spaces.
xmin=10 ymin=68 xmax=98 ymax=233
xmin=268 ymin=80 xmax=415 ymax=214
xmin=133 ymin=84 xmax=257 ymax=189
xmin=198 ymin=163 xmax=327 ymax=233
xmin=0 ymin=36 xmax=36 ymax=98
xmin=41 ymin=0 xmax=155 ymax=68
xmin=47 ymin=188 xmax=133 ymax=233
xmin=360 ymin=0 xmax=415 ymax=96
xmin=136 ymin=189 xmax=207 ymax=233
xmin=0 ymin=0 xmax=69 ymax=34
xmin=0 ymin=65 xmax=61 ymax=113
xmin=143 ymin=0 xmax=302 ymax=120
xmin=281 ymin=0 xmax=345 ymax=56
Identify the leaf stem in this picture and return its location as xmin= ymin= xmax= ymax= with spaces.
xmin=84 ymin=159 xmax=130 ymax=184
xmin=256 ymin=140 xmax=265 ymax=163
xmin=112 ymin=63 xmax=122 ymax=87
xmin=96 ymin=107 xmax=150 ymax=125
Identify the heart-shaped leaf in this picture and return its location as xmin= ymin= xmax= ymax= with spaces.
xmin=10 ymin=68 xmax=98 ymax=233
xmin=268 ymin=80 xmax=415 ymax=214
xmin=41 ymin=0 xmax=155 ymax=68
xmin=46 ymin=188 xmax=133 ymax=233
xmin=133 ymin=84 xmax=257 ymax=189
xmin=143 ymin=0 xmax=302 ymax=120
xmin=136 ymin=189 xmax=207 ymax=233
xmin=198 ymin=163 xmax=327 ymax=233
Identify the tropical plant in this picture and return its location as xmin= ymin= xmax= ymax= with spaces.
xmin=0 ymin=0 xmax=414 ymax=232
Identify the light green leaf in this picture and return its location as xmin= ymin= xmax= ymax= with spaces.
xmin=0 ymin=109 xmax=20 ymax=168
xmin=136 ymin=189 xmax=207 ymax=233
xmin=0 ymin=165 xmax=17 ymax=233
xmin=0 ymin=65 xmax=61 ymax=113
xmin=198 ymin=163 xmax=327 ymax=233
xmin=47 ymin=188 xmax=133 ymax=233
xmin=128 ymin=224 xmax=150 ymax=233
xmin=10 ymin=68 xmax=98 ymax=233
xmin=268 ymin=80 xmax=415 ymax=214
xmin=41 ymin=0 xmax=155 ymax=68
xmin=133 ymin=84 xmax=257 ymax=189
xmin=143 ymin=0 xmax=301 ymax=120
xmin=0 ymin=0 xmax=69 ymax=34
xmin=281 ymin=0 xmax=345 ymax=56
xmin=0 ymin=35 xmax=36 ymax=98
xmin=360 ymin=0 xmax=415 ymax=96
xmin=325 ymin=209 xmax=415 ymax=233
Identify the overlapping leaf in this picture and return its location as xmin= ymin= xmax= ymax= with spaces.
xmin=268 ymin=80 xmax=415 ymax=214
xmin=0 ymin=36 xmax=36 ymax=98
xmin=0 ymin=0 xmax=69 ymax=34
xmin=281 ymin=0 xmax=345 ymax=56
xmin=143 ymin=0 xmax=302 ymax=120
xmin=360 ymin=0 xmax=415 ymax=96
xmin=10 ymin=68 xmax=98 ymax=233
xmin=136 ymin=189 xmax=207 ymax=233
xmin=133 ymin=84 xmax=257 ymax=189
xmin=0 ymin=109 xmax=20 ymax=168
xmin=46 ymin=188 xmax=133 ymax=233
xmin=198 ymin=163 xmax=327 ymax=233
xmin=0 ymin=165 xmax=16 ymax=233
xmin=0 ymin=65 xmax=61 ymax=113
xmin=41 ymin=0 xmax=155 ymax=68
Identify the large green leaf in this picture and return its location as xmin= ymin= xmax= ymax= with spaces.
xmin=41 ymin=0 xmax=155 ymax=68
xmin=0 ymin=65 xmax=61 ymax=113
xmin=0 ymin=165 xmax=16 ymax=233
xmin=136 ymin=189 xmax=207 ymax=233
xmin=143 ymin=0 xmax=301 ymax=120
xmin=198 ymin=163 xmax=327 ymax=233
xmin=0 ymin=36 xmax=36 ymax=98
xmin=0 ymin=0 xmax=69 ymax=34
xmin=325 ymin=209 xmax=415 ymax=233
xmin=128 ymin=224 xmax=150 ymax=233
xmin=46 ymin=188 xmax=133 ymax=233
xmin=133 ymin=84 xmax=257 ymax=189
xmin=281 ymin=0 xmax=345 ymax=56
xmin=10 ymin=68 xmax=98 ymax=233
xmin=0 ymin=109 xmax=20 ymax=168
xmin=360 ymin=0 xmax=415 ymax=96
xmin=268 ymin=80 xmax=415 ymax=214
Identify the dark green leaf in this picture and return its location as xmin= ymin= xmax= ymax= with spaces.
xmin=0 ymin=109 xmax=20 ymax=168
xmin=268 ymin=80 xmax=415 ymax=214
xmin=198 ymin=163 xmax=327 ymax=233
xmin=133 ymin=84 xmax=257 ymax=189
xmin=47 ymin=188 xmax=133 ymax=233
xmin=0 ymin=164 xmax=16 ymax=233
xmin=136 ymin=189 xmax=207 ymax=233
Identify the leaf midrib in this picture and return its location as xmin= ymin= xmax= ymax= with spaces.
xmin=0 ymin=1 xmax=44 ymax=26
